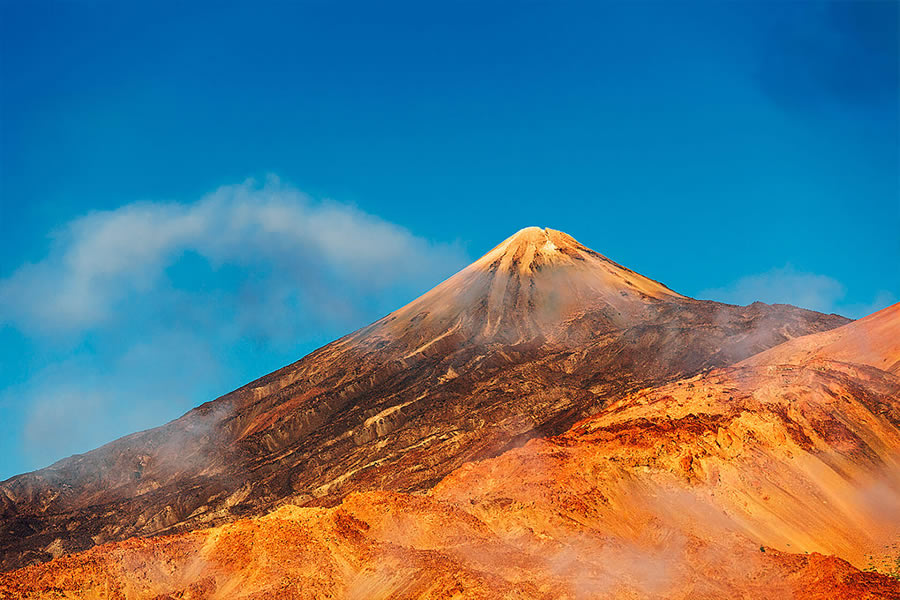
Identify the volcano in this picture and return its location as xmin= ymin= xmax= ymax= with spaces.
xmin=0 ymin=228 xmax=850 ymax=573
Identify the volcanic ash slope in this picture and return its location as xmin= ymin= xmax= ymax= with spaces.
xmin=2 ymin=303 xmax=898 ymax=596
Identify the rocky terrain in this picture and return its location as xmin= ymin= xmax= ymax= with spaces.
xmin=0 ymin=227 xmax=860 ymax=584
xmin=1 ymin=303 xmax=897 ymax=599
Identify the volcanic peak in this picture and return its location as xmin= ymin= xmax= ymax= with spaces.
xmin=474 ymin=226 xmax=590 ymax=274
xmin=0 ymin=224 xmax=858 ymax=577
xmin=360 ymin=226 xmax=688 ymax=347
xmin=465 ymin=226 xmax=684 ymax=303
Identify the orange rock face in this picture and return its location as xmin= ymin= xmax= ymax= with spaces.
xmin=3 ymin=302 xmax=898 ymax=599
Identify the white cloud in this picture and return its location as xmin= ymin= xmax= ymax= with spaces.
xmin=700 ymin=265 xmax=896 ymax=318
xmin=0 ymin=177 xmax=469 ymax=476
xmin=0 ymin=176 xmax=467 ymax=335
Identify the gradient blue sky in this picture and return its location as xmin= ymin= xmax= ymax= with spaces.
xmin=1 ymin=1 xmax=897 ymax=479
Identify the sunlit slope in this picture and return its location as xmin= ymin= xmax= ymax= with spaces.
xmin=2 ymin=493 xmax=895 ymax=600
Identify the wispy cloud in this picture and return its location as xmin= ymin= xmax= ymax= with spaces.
xmin=700 ymin=265 xmax=896 ymax=319
xmin=0 ymin=176 xmax=465 ymax=335
xmin=0 ymin=177 xmax=468 ymax=476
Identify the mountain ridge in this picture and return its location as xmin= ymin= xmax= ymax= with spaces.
xmin=741 ymin=302 xmax=900 ymax=373
xmin=0 ymin=228 xmax=850 ymax=572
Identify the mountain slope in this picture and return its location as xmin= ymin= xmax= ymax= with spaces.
xmin=3 ymin=304 xmax=897 ymax=599
xmin=0 ymin=228 xmax=849 ymax=571
xmin=742 ymin=302 xmax=900 ymax=374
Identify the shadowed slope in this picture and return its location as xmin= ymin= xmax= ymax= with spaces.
xmin=0 ymin=228 xmax=848 ymax=571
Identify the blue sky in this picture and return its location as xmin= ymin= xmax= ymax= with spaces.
xmin=0 ymin=1 xmax=897 ymax=480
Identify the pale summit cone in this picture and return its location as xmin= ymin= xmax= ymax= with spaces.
xmin=364 ymin=226 xmax=683 ymax=347
xmin=0 ymin=227 xmax=849 ymax=573
xmin=471 ymin=226 xmax=682 ymax=298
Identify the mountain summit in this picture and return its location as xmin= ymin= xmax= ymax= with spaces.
xmin=473 ymin=226 xmax=678 ymax=298
xmin=0 ymin=229 xmax=849 ymax=571
xmin=374 ymin=227 xmax=683 ymax=346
